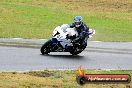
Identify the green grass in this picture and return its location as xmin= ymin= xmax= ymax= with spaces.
xmin=0 ymin=0 xmax=132 ymax=41
xmin=0 ymin=70 xmax=132 ymax=88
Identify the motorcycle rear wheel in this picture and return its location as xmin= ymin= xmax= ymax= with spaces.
xmin=70 ymin=47 xmax=83 ymax=55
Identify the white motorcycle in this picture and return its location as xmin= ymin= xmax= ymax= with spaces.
xmin=40 ymin=24 xmax=95 ymax=55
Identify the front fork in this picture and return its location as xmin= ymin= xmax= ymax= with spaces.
xmin=50 ymin=38 xmax=63 ymax=51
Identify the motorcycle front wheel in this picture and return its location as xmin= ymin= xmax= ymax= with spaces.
xmin=40 ymin=40 xmax=52 ymax=55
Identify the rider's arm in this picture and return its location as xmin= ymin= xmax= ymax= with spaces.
xmin=80 ymin=23 xmax=89 ymax=39
xmin=69 ymin=23 xmax=75 ymax=28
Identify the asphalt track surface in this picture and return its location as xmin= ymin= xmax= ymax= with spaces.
xmin=0 ymin=45 xmax=132 ymax=71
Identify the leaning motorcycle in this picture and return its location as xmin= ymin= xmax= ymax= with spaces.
xmin=40 ymin=24 xmax=95 ymax=55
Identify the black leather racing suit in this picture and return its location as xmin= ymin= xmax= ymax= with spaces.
xmin=70 ymin=22 xmax=89 ymax=47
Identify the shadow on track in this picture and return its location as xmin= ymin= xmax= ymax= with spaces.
xmin=40 ymin=54 xmax=84 ymax=60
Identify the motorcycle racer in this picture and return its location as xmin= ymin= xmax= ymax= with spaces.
xmin=40 ymin=16 xmax=95 ymax=55
xmin=69 ymin=16 xmax=89 ymax=46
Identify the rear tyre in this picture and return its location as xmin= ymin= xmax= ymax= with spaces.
xmin=70 ymin=50 xmax=83 ymax=55
xmin=70 ymin=47 xmax=83 ymax=55
xmin=70 ymin=44 xmax=86 ymax=55
xmin=40 ymin=40 xmax=52 ymax=55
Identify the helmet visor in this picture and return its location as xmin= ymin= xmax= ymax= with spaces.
xmin=75 ymin=22 xmax=81 ymax=27
xmin=75 ymin=22 xmax=81 ymax=25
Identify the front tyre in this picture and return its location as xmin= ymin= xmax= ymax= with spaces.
xmin=40 ymin=40 xmax=52 ymax=55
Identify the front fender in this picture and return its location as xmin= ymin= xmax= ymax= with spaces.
xmin=51 ymin=38 xmax=58 ymax=44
